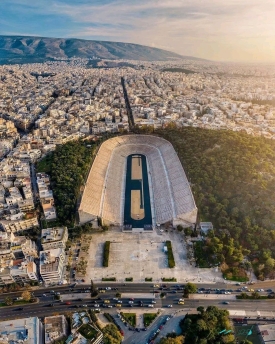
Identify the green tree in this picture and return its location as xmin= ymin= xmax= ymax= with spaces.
xmin=4 ymin=297 xmax=13 ymax=306
xmin=158 ymin=336 xmax=185 ymax=344
xmin=177 ymin=225 xmax=184 ymax=232
xmin=102 ymin=324 xmax=122 ymax=344
xmin=184 ymin=282 xmax=197 ymax=297
xmin=184 ymin=227 xmax=193 ymax=236
xmin=21 ymin=290 xmax=31 ymax=301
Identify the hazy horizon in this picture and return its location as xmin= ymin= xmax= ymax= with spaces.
xmin=1 ymin=0 xmax=275 ymax=63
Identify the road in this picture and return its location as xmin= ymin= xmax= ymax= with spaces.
xmin=1 ymin=284 xmax=275 ymax=344
xmin=1 ymin=286 xmax=275 ymax=321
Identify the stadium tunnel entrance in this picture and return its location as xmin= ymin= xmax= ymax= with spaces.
xmin=123 ymin=154 xmax=152 ymax=231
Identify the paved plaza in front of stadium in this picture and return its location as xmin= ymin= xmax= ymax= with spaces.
xmin=85 ymin=227 xmax=225 ymax=283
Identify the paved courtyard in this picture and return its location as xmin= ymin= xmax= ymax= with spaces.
xmin=85 ymin=227 xmax=224 ymax=283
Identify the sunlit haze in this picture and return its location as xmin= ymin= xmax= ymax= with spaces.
xmin=1 ymin=0 xmax=275 ymax=62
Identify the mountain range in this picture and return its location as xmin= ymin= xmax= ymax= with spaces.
xmin=0 ymin=35 xmax=202 ymax=64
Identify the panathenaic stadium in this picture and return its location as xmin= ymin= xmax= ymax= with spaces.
xmin=78 ymin=135 xmax=197 ymax=231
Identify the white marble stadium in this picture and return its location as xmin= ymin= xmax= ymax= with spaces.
xmin=78 ymin=135 xmax=197 ymax=228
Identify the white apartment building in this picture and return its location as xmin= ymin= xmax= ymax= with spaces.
xmin=0 ymin=217 xmax=39 ymax=232
xmin=10 ymin=259 xmax=38 ymax=283
xmin=40 ymin=248 xmax=66 ymax=284
xmin=41 ymin=227 xmax=68 ymax=250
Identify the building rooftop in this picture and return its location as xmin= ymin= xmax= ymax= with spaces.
xmin=45 ymin=315 xmax=68 ymax=344
xmin=41 ymin=227 xmax=67 ymax=242
xmin=40 ymin=248 xmax=64 ymax=273
xmin=258 ymin=324 xmax=275 ymax=344
xmin=0 ymin=316 xmax=42 ymax=344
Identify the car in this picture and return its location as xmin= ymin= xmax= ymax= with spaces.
xmin=154 ymin=284 xmax=159 ymax=287
xmin=116 ymin=304 xmax=122 ymax=307
xmin=148 ymin=304 xmax=154 ymax=308
xmin=129 ymin=301 xmax=134 ymax=304
xmin=55 ymin=292 xmax=60 ymax=295
xmin=50 ymin=290 xmax=55 ymax=293
xmin=267 ymin=289 xmax=273 ymax=292
xmin=94 ymin=308 xmax=101 ymax=312
xmin=107 ymin=305 xmax=113 ymax=308
xmin=117 ymin=300 xmax=122 ymax=303
xmin=106 ymin=287 xmax=111 ymax=290
xmin=223 ymin=301 xmax=230 ymax=304
xmin=65 ymin=302 xmax=71 ymax=305
xmin=104 ymin=300 xmax=110 ymax=304
xmin=84 ymin=290 xmax=90 ymax=293
xmin=99 ymin=290 xmax=106 ymax=293
xmin=82 ymin=304 xmax=88 ymax=307
xmin=129 ymin=298 xmax=134 ymax=301
xmin=167 ymin=304 xmax=173 ymax=308
xmin=49 ymin=303 xmax=54 ymax=307
xmin=16 ymin=307 xmax=23 ymax=311
xmin=151 ymin=300 xmax=156 ymax=304
xmin=42 ymin=294 xmax=47 ymax=297
xmin=178 ymin=301 xmax=185 ymax=305
xmin=178 ymin=298 xmax=184 ymax=302
xmin=94 ymin=304 xmax=100 ymax=307
xmin=113 ymin=298 xmax=118 ymax=301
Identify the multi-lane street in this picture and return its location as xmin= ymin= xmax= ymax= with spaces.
xmin=1 ymin=283 xmax=275 ymax=321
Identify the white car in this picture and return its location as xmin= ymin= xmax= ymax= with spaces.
xmin=94 ymin=308 xmax=101 ymax=312
xmin=82 ymin=304 xmax=88 ymax=307
xmin=178 ymin=298 xmax=184 ymax=302
xmin=151 ymin=301 xmax=156 ymax=304
xmin=106 ymin=287 xmax=111 ymax=290
xmin=117 ymin=300 xmax=123 ymax=304
xmin=148 ymin=304 xmax=154 ymax=308
xmin=94 ymin=304 xmax=100 ymax=307
xmin=167 ymin=305 xmax=173 ymax=308
xmin=129 ymin=301 xmax=134 ymax=304
xmin=113 ymin=298 xmax=118 ymax=301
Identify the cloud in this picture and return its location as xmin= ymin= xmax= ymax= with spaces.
xmin=1 ymin=0 xmax=275 ymax=62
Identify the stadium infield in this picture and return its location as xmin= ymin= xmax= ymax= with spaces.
xmin=124 ymin=154 xmax=152 ymax=228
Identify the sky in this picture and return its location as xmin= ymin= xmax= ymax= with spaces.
xmin=1 ymin=0 xmax=275 ymax=62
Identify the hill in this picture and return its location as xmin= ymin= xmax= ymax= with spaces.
xmin=0 ymin=35 xmax=200 ymax=64
xmin=156 ymin=125 xmax=275 ymax=280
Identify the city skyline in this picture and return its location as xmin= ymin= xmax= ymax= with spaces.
xmin=1 ymin=0 xmax=275 ymax=63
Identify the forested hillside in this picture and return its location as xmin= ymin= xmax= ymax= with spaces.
xmin=158 ymin=126 xmax=275 ymax=279
xmin=37 ymin=140 xmax=97 ymax=228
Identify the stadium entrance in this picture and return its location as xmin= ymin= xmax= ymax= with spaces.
xmin=123 ymin=154 xmax=152 ymax=231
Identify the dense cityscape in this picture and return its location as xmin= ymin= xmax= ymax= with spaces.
xmin=0 ymin=57 xmax=275 ymax=343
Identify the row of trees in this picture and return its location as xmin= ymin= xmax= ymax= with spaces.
xmin=158 ymin=126 xmax=275 ymax=279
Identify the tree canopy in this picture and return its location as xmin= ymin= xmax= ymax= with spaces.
xmin=102 ymin=324 xmax=122 ymax=344
xmin=36 ymin=140 xmax=96 ymax=227
xmin=180 ymin=306 xmax=234 ymax=344
xmin=158 ymin=126 xmax=275 ymax=279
